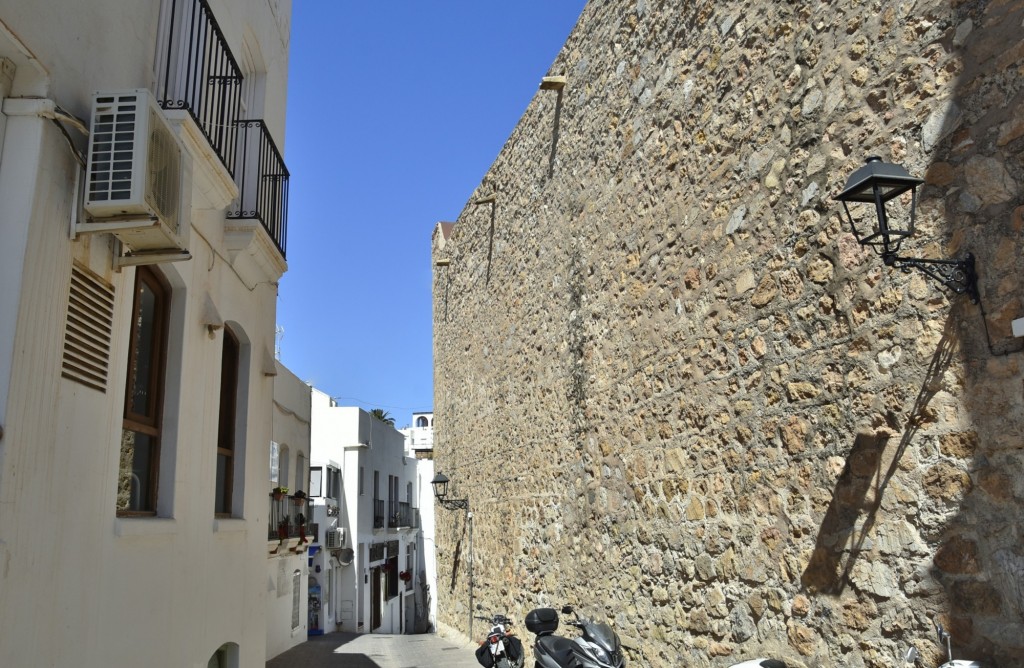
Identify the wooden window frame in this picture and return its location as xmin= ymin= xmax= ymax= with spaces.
xmin=119 ymin=266 xmax=170 ymax=516
xmin=216 ymin=327 xmax=239 ymax=516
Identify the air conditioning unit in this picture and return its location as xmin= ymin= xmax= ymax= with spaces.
xmin=326 ymin=527 xmax=345 ymax=550
xmin=83 ymin=89 xmax=192 ymax=253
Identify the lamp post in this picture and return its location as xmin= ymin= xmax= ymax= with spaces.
xmin=834 ymin=156 xmax=979 ymax=303
xmin=431 ymin=472 xmax=473 ymax=641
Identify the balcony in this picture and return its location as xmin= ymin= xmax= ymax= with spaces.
xmin=228 ymin=120 xmax=290 ymax=257
xmin=268 ymin=492 xmax=309 ymax=542
xmin=390 ymin=502 xmax=419 ymax=529
xmin=157 ymin=0 xmax=242 ymax=176
xmin=157 ymin=0 xmax=289 ymax=259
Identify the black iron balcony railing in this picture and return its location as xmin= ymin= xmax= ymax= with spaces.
xmin=228 ymin=120 xmax=289 ymax=258
xmin=268 ymin=493 xmax=308 ymax=541
xmin=157 ymin=0 xmax=242 ymax=176
xmin=374 ymin=499 xmax=385 ymax=529
xmin=390 ymin=502 xmax=419 ymax=528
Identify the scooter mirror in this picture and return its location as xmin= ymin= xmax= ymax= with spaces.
xmin=904 ymin=647 xmax=920 ymax=664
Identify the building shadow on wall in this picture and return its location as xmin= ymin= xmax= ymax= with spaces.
xmin=802 ymin=316 xmax=958 ymax=594
xmin=547 ymin=88 xmax=563 ymax=180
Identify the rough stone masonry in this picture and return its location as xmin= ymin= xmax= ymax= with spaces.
xmin=431 ymin=1 xmax=1024 ymax=666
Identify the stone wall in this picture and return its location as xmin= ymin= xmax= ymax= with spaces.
xmin=431 ymin=1 xmax=1024 ymax=666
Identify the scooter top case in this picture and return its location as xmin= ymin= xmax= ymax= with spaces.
xmin=525 ymin=608 xmax=559 ymax=635
xmin=526 ymin=608 xmax=575 ymax=668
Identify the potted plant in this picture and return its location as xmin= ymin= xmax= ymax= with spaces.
xmin=291 ymin=490 xmax=307 ymax=505
xmin=272 ymin=486 xmax=289 ymax=500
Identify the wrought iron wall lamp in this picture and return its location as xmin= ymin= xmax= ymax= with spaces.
xmin=430 ymin=472 xmax=469 ymax=511
xmin=835 ymin=157 xmax=979 ymax=304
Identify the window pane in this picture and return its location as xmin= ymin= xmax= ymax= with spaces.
xmin=291 ymin=569 xmax=301 ymax=629
xmin=118 ymin=429 xmax=154 ymax=511
xmin=215 ymin=453 xmax=229 ymax=514
xmin=310 ymin=467 xmax=322 ymax=497
xmin=270 ymin=441 xmax=279 ymax=486
xmin=129 ymin=282 xmax=158 ymax=416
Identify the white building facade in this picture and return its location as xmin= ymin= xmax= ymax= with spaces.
xmin=267 ymin=361 xmax=312 ymax=660
xmin=0 ymin=1 xmax=291 ymax=666
xmin=399 ymin=410 xmax=434 ymax=457
xmin=309 ymin=390 xmax=430 ymax=635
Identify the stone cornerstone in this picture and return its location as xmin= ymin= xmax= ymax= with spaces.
xmin=431 ymin=1 xmax=1024 ymax=666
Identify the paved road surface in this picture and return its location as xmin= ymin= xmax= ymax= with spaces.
xmin=266 ymin=632 xmax=483 ymax=668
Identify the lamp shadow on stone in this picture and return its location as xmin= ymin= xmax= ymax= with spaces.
xmin=448 ymin=511 xmax=469 ymax=593
xmin=802 ymin=318 xmax=957 ymax=595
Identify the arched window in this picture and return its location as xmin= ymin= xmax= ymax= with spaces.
xmin=215 ymin=326 xmax=239 ymax=516
xmin=416 ymin=416 xmax=428 ymax=428
xmin=207 ymin=642 xmax=238 ymax=668
xmin=295 ymin=453 xmax=305 ymax=494
xmin=279 ymin=446 xmax=290 ymax=492
xmin=216 ymin=323 xmax=251 ymax=517
xmin=119 ymin=266 xmax=170 ymax=515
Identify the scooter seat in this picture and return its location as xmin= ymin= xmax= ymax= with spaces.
xmin=537 ymin=634 xmax=577 ymax=667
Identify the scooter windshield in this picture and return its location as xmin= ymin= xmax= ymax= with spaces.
xmin=584 ymin=622 xmax=621 ymax=653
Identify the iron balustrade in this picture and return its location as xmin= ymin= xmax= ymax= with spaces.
xmin=228 ymin=119 xmax=290 ymax=258
xmin=390 ymin=502 xmax=419 ymax=528
xmin=373 ymin=499 xmax=385 ymax=529
xmin=268 ymin=493 xmax=308 ymax=541
xmin=157 ymin=0 xmax=242 ymax=176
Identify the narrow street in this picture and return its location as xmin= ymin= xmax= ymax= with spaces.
xmin=266 ymin=632 xmax=482 ymax=668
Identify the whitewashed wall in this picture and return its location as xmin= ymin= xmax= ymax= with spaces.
xmin=0 ymin=0 xmax=292 ymax=665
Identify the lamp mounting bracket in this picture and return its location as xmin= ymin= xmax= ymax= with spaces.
xmin=882 ymin=252 xmax=979 ymax=304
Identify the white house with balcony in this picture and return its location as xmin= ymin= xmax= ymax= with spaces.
xmin=399 ymin=410 xmax=434 ymax=457
xmin=309 ymin=389 xmax=429 ymax=634
xmin=0 ymin=1 xmax=292 ymax=666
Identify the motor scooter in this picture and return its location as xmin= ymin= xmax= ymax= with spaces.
xmin=525 ymin=605 xmax=626 ymax=668
xmin=474 ymin=611 xmax=524 ymax=668
xmin=727 ymin=660 xmax=787 ymax=667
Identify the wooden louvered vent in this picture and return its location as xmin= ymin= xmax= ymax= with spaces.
xmin=62 ymin=265 xmax=115 ymax=392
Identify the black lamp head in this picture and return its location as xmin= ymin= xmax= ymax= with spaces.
xmin=430 ymin=472 xmax=450 ymax=500
xmin=835 ymin=156 xmax=924 ymax=256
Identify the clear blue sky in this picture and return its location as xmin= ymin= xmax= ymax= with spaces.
xmin=278 ymin=2 xmax=587 ymax=426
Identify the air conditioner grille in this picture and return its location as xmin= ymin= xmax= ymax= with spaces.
xmin=62 ymin=265 xmax=115 ymax=392
xmin=88 ymin=94 xmax=141 ymax=203
xmin=145 ymin=107 xmax=181 ymax=233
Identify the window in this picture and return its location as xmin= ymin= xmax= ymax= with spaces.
xmin=206 ymin=643 xmax=238 ymax=668
xmin=291 ymin=569 xmax=301 ymax=630
xmin=388 ymin=475 xmax=397 ymax=519
xmin=280 ymin=446 xmax=290 ymax=491
xmin=416 ymin=415 xmax=428 ymax=428
xmin=118 ymin=266 xmax=169 ymax=514
xmin=330 ymin=468 xmax=340 ymax=500
xmin=310 ymin=467 xmax=322 ymax=497
xmin=373 ymin=470 xmax=379 ymax=501
xmin=296 ymin=453 xmax=305 ymax=494
xmin=359 ymin=466 xmax=364 ymax=496
xmin=215 ymin=327 xmax=239 ymax=515
xmin=270 ymin=441 xmax=280 ymax=486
